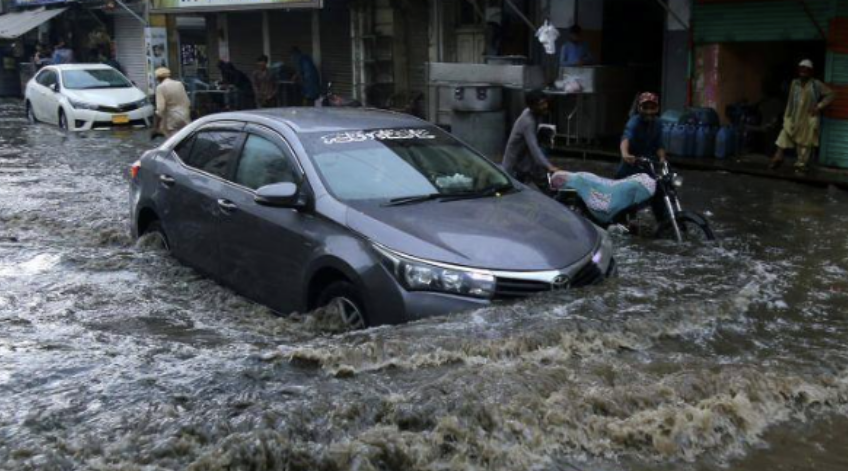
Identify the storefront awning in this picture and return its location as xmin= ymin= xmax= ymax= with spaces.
xmin=0 ymin=7 xmax=67 ymax=40
xmin=151 ymin=0 xmax=321 ymax=14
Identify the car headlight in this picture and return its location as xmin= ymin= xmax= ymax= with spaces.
xmin=133 ymin=97 xmax=151 ymax=108
xmin=591 ymin=227 xmax=613 ymax=273
xmin=68 ymin=99 xmax=99 ymax=110
xmin=374 ymin=244 xmax=495 ymax=299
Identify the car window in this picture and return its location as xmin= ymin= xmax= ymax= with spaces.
xmin=183 ymin=131 xmax=243 ymax=179
xmin=173 ymin=135 xmax=196 ymax=163
xmin=36 ymin=70 xmax=57 ymax=88
xmin=234 ymin=134 xmax=301 ymax=190
xmin=62 ymin=69 xmax=131 ymax=90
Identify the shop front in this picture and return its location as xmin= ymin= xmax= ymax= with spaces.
xmin=691 ymin=0 xmax=846 ymax=167
xmin=151 ymin=0 xmax=357 ymax=115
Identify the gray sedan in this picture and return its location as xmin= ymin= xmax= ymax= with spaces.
xmin=129 ymin=108 xmax=614 ymax=328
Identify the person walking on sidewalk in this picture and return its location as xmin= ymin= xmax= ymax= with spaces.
xmin=152 ymin=68 xmax=191 ymax=139
xmin=502 ymin=90 xmax=560 ymax=187
xmin=252 ymin=55 xmax=277 ymax=108
xmin=769 ymin=59 xmax=835 ymax=172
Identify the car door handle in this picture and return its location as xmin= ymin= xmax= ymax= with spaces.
xmin=159 ymin=174 xmax=176 ymax=187
xmin=217 ymin=199 xmax=238 ymax=213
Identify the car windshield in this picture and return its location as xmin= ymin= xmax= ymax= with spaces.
xmin=301 ymin=128 xmax=513 ymax=202
xmin=62 ymin=69 xmax=131 ymax=90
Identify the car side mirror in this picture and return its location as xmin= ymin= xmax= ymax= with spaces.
xmin=50 ymin=83 xmax=59 ymax=92
xmin=255 ymin=182 xmax=304 ymax=208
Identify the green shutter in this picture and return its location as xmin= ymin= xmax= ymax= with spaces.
xmin=838 ymin=0 xmax=848 ymax=16
xmin=821 ymin=119 xmax=848 ymax=168
xmin=829 ymin=53 xmax=848 ymax=84
xmin=694 ymin=0 xmax=833 ymax=43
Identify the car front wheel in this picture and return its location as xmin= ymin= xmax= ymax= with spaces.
xmin=317 ymin=281 xmax=368 ymax=330
xmin=26 ymin=101 xmax=37 ymax=123
xmin=58 ymin=110 xmax=68 ymax=130
xmin=139 ymin=220 xmax=170 ymax=252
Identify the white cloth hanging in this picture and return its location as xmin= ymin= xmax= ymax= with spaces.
xmin=535 ymin=20 xmax=560 ymax=55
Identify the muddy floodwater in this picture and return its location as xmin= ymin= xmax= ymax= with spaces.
xmin=1 ymin=99 xmax=847 ymax=471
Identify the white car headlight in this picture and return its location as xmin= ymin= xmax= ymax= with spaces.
xmin=375 ymin=244 xmax=495 ymax=299
xmin=68 ymin=99 xmax=99 ymax=111
xmin=133 ymin=97 xmax=151 ymax=108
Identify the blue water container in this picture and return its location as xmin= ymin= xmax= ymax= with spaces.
xmin=669 ymin=125 xmax=687 ymax=157
xmin=695 ymin=125 xmax=716 ymax=158
xmin=662 ymin=123 xmax=673 ymax=151
xmin=715 ymin=126 xmax=735 ymax=159
xmin=684 ymin=125 xmax=698 ymax=157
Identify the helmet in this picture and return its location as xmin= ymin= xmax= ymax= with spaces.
xmin=638 ymin=92 xmax=659 ymax=107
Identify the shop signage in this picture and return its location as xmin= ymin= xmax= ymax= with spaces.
xmin=145 ymin=27 xmax=168 ymax=95
xmin=152 ymin=0 xmax=321 ymax=12
xmin=14 ymin=0 xmax=71 ymax=6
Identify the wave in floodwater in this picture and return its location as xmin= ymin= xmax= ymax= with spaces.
xmin=1 ymin=99 xmax=848 ymax=470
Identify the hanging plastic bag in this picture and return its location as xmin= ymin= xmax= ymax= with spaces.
xmin=535 ymin=20 xmax=560 ymax=55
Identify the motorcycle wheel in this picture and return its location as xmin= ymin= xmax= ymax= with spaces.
xmin=655 ymin=211 xmax=716 ymax=242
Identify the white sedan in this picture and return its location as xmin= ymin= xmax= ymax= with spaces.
xmin=25 ymin=64 xmax=154 ymax=131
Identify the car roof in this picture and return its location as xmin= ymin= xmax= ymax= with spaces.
xmin=209 ymin=108 xmax=430 ymax=134
xmin=48 ymin=64 xmax=115 ymax=71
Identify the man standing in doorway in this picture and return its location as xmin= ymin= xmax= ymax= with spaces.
xmin=769 ymin=59 xmax=836 ymax=172
xmin=152 ymin=67 xmax=191 ymax=139
xmin=51 ymin=40 xmax=74 ymax=65
xmin=503 ymin=90 xmax=560 ymax=187
xmin=290 ymin=47 xmax=320 ymax=105
xmin=252 ymin=55 xmax=277 ymax=108
xmin=559 ymin=25 xmax=593 ymax=67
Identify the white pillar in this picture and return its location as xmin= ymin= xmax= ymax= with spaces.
xmin=312 ymin=9 xmax=321 ymax=68
xmin=262 ymin=11 xmax=271 ymax=57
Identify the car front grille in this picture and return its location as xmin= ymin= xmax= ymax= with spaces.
xmin=570 ymin=262 xmax=605 ymax=288
xmin=97 ymin=103 xmax=140 ymax=113
xmin=493 ymin=261 xmax=607 ymax=300
xmin=494 ymin=278 xmax=552 ymax=299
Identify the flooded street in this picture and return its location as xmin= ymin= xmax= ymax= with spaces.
xmin=1 ymin=98 xmax=847 ymax=470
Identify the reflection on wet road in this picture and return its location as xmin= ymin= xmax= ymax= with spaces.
xmin=1 ymin=99 xmax=847 ymax=470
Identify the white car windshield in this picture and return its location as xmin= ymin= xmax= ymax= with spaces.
xmin=302 ymin=128 xmax=513 ymax=202
xmin=62 ymin=69 xmax=132 ymax=90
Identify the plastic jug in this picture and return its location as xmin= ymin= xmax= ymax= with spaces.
xmin=695 ymin=125 xmax=716 ymax=158
xmin=662 ymin=123 xmax=673 ymax=151
xmin=684 ymin=125 xmax=698 ymax=157
xmin=715 ymin=126 xmax=736 ymax=159
xmin=669 ymin=125 xmax=687 ymax=157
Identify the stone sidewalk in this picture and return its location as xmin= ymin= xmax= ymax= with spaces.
xmin=551 ymin=147 xmax=848 ymax=190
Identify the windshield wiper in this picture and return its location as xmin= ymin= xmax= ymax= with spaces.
xmin=383 ymin=193 xmax=444 ymax=207
xmin=439 ymin=185 xmax=518 ymax=202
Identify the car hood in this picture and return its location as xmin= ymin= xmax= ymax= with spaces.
xmin=344 ymin=189 xmax=599 ymax=271
xmin=63 ymin=87 xmax=145 ymax=107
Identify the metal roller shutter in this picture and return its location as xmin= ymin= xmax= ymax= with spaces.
xmin=114 ymin=10 xmax=147 ymax=92
xmin=693 ymin=0 xmax=832 ymax=43
xmin=320 ymin=0 xmax=353 ymax=97
xmin=268 ymin=10 xmax=313 ymax=65
xmin=228 ymin=12 xmax=264 ymax=75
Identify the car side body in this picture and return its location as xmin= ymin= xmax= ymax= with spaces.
xmin=130 ymin=108 xmax=614 ymax=327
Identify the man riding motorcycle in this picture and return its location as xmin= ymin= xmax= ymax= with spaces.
xmin=617 ymin=92 xmax=667 ymax=221
xmin=617 ymin=92 xmax=666 ymax=179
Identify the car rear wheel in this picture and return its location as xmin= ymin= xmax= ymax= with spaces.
xmin=140 ymin=220 xmax=170 ymax=252
xmin=26 ymin=101 xmax=37 ymax=123
xmin=58 ymin=110 xmax=68 ymax=130
xmin=317 ymin=281 xmax=368 ymax=330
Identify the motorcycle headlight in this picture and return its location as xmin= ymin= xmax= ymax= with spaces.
xmin=374 ymin=244 xmax=495 ymax=299
xmin=68 ymin=99 xmax=99 ymax=110
xmin=673 ymin=174 xmax=684 ymax=188
xmin=591 ymin=227 xmax=613 ymax=273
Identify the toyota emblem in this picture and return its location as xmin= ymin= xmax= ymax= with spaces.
xmin=551 ymin=275 xmax=570 ymax=290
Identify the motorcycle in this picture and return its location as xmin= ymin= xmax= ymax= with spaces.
xmin=548 ymin=158 xmax=716 ymax=243
xmin=316 ymin=82 xmax=362 ymax=107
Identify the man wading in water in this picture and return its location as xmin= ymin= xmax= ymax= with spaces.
xmin=503 ymin=90 xmax=560 ymax=188
xmin=769 ymin=59 xmax=835 ymax=172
